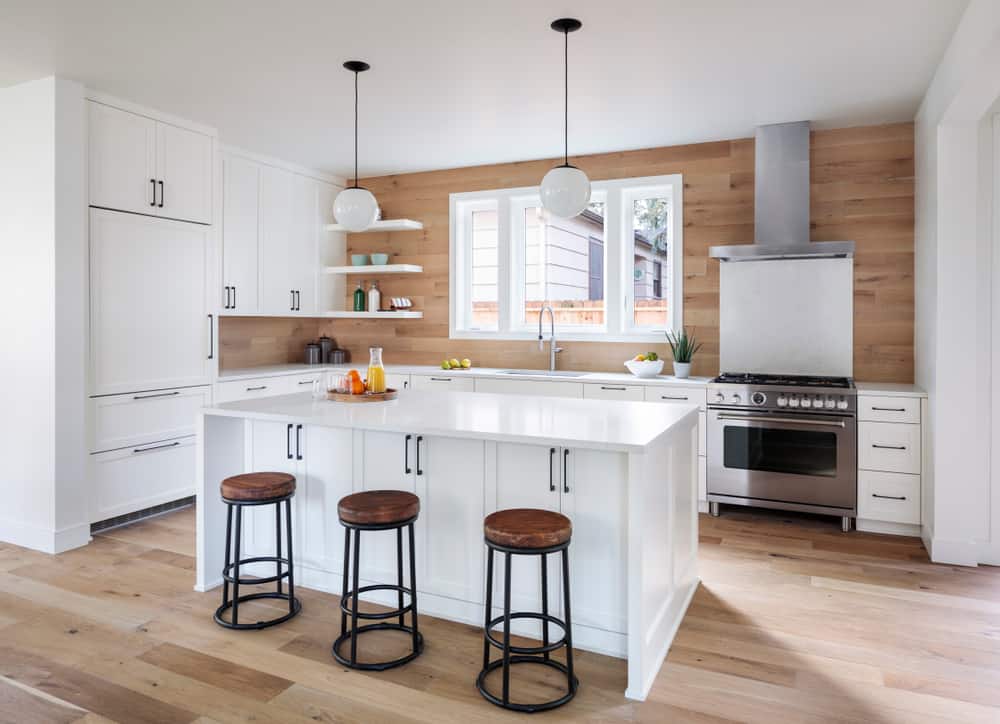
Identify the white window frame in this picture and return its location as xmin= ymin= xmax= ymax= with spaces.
xmin=449 ymin=174 xmax=683 ymax=342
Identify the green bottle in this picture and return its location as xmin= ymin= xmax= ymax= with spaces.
xmin=353 ymin=280 xmax=366 ymax=312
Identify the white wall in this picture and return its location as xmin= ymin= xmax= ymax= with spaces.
xmin=0 ymin=77 xmax=88 ymax=553
xmin=914 ymin=0 xmax=1000 ymax=565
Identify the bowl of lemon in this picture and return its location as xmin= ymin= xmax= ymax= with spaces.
xmin=624 ymin=352 xmax=664 ymax=378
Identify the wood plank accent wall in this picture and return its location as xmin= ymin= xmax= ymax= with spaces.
xmin=220 ymin=122 xmax=914 ymax=382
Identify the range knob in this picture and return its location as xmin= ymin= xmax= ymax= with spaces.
xmin=836 ymin=398 xmax=849 ymax=410
xmin=776 ymin=395 xmax=788 ymax=407
xmin=731 ymin=393 xmax=742 ymax=405
xmin=714 ymin=392 xmax=726 ymax=404
xmin=788 ymin=396 xmax=800 ymax=408
xmin=751 ymin=391 xmax=767 ymax=406
xmin=800 ymin=397 xmax=812 ymax=409
xmin=824 ymin=397 xmax=836 ymax=410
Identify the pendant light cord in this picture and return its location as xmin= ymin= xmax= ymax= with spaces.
xmin=563 ymin=28 xmax=569 ymax=167
xmin=353 ymin=69 xmax=359 ymax=188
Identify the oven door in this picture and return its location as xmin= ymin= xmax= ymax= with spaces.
xmin=707 ymin=408 xmax=857 ymax=512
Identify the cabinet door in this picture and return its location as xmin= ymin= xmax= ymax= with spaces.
xmin=155 ymin=121 xmax=213 ymax=224
xmin=561 ymin=448 xmax=628 ymax=633
xmin=385 ymin=373 xmax=410 ymax=391
xmin=221 ymin=155 xmax=260 ymax=312
xmin=288 ymin=174 xmax=318 ymax=315
xmin=259 ymin=165 xmax=296 ymax=314
xmin=582 ymin=383 xmax=644 ymax=401
xmin=214 ymin=376 xmax=291 ymax=403
xmin=410 ymin=375 xmax=475 ymax=392
xmin=474 ymin=377 xmax=582 ymax=398
xmin=90 ymin=435 xmax=195 ymax=523
xmin=300 ymin=426 xmax=354 ymax=575
xmin=359 ymin=431 xmax=416 ymax=583
xmin=88 ymin=101 xmax=156 ymax=215
xmin=317 ymin=181 xmax=345 ymax=313
xmin=244 ymin=420 xmax=298 ymax=574
xmin=90 ymin=209 xmax=210 ymax=395
xmin=492 ymin=443 xmax=561 ymax=629
xmin=416 ymin=436 xmax=485 ymax=602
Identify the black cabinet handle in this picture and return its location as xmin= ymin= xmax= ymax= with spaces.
xmin=232 ymin=286 xmax=236 ymax=309
xmin=246 ymin=385 xmax=268 ymax=392
xmin=296 ymin=424 xmax=303 ymax=460
xmin=872 ymin=493 xmax=907 ymax=501
xmin=223 ymin=286 xmax=230 ymax=309
xmin=416 ymin=435 xmax=424 ymax=476
xmin=429 ymin=377 xmax=452 ymax=382
xmin=601 ymin=386 xmax=627 ymax=391
xmin=133 ymin=390 xmax=180 ymax=400
xmin=133 ymin=441 xmax=180 ymax=454
xmin=661 ymin=394 xmax=689 ymax=401
xmin=290 ymin=290 xmax=295 ymax=311
xmin=405 ymin=434 xmax=412 ymax=474
xmin=871 ymin=406 xmax=906 ymax=412
xmin=208 ymin=314 xmax=214 ymax=359
xmin=549 ymin=447 xmax=556 ymax=492
xmin=157 ymin=180 xmax=164 ymax=207
xmin=563 ymin=449 xmax=570 ymax=493
xmin=286 ymin=423 xmax=293 ymax=460
xmin=872 ymin=444 xmax=906 ymax=450
xmin=150 ymin=178 xmax=157 ymax=206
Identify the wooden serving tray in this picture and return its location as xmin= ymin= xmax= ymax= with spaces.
xmin=326 ymin=388 xmax=399 ymax=403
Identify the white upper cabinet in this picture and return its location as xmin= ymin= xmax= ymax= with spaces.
xmin=289 ymin=173 xmax=319 ymax=315
xmin=221 ymin=155 xmax=260 ymax=313
xmin=88 ymin=100 xmax=213 ymax=224
xmin=260 ymin=164 xmax=296 ymax=314
xmin=90 ymin=208 xmax=210 ymax=395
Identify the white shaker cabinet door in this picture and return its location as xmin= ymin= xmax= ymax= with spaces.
xmin=155 ymin=121 xmax=213 ymax=224
xmin=359 ymin=431 xmax=416 ymax=585
xmin=300 ymin=426 xmax=354 ymax=576
xmin=259 ymin=165 xmax=296 ymax=314
xmin=90 ymin=209 xmax=210 ymax=396
xmin=492 ymin=443 xmax=562 ymax=630
xmin=560 ymin=448 xmax=628 ymax=634
xmin=243 ymin=420 xmax=299 ymax=576
xmin=415 ymin=436 xmax=486 ymax=603
xmin=88 ymin=101 xmax=157 ymax=216
xmin=221 ymin=154 xmax=260 ymax=313
xmin=288 ymin=173 xmax=319 ymax=315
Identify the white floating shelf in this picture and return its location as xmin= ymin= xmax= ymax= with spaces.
xmin=322 ymin=310 xmax=423 ymax=319
xmin=322 ymin=264 xmax=423 ymax=275
xmin=324 ymin=219 xmax=423 ymax=233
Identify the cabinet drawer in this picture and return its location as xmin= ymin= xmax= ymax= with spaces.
xmin=859 ymin=396 xmax=920 ymax=424
xmin=858 ymin=470 xmax=920 ymax=524
xmin=583 ymin=383 xmax=644 ymax=401
xmin=643 ymin=385 xmax=707 ymax=410
xmin=286 ymin=371 xmax=325 ymax=392
xmin=90 ymin=436 xmax=195 ymax=523
xmin=385 ymin=373 xmax=411 ymax=391
xmin=92 ymin=386 xmax=211 ymax=453
xmin=215 ymin=376 xmax=290 ymax=403
xmin=410 ymin=374 xmax=475 ymax=392
xmin=474 ymin=377 xmax=582 ymax=398
xmin=859 ymin=422 xmax=921 ymax=474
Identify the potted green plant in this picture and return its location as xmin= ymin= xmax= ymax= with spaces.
xmin=665 ymin=329 xmax=702 ymax=379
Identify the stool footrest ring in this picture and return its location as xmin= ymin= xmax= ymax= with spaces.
xmin=214 ymin=592 xmax=301 ymax=630
xmin=485 ymin=612 xmax=567 ymax=654
xmin=332 ymin=623 xmax=424 ymax=671
xmin=339 ymin=584 xmax=415 ymax=620
xmin=222 ymin=556 xmax=290 ymax=586
xmin=476 ymin=655 xmax=579 ymax=713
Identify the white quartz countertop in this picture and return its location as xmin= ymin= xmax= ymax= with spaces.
xmin=203 ymin=390 xmax=699 ymax=453
xmin=855 ymin=382 xmax=927 ymax=397
xmin=217 ymin=362 xmax=713 ymax=388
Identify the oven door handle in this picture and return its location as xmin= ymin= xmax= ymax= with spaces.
xmin=716 ymin=413 xmax=846 ymax=429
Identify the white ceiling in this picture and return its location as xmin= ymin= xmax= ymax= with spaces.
xmin=0 ymin=0 xmax=967 ymax=178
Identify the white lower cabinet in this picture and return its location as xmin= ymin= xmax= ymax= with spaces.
xmin=858 ymin=470 xmax=920 ymax=525
xmin=474 ymin=377 xmax=582 ymax=398
xmin=90 ymin=436 xmax=196 ymax=522
xmin=859 ymin=421 xmax=921 ymax=474
xmin=385 ymin=373 xmax=410 ymax=391
xmin=642 ymin=385 xmax=707 ymax=505
xmin=411 ymin=374 xmax=475 ymax=392
xmin=215 ymin=376 xmax=290 ymax=403
xmin=582 ymin=383 xmax=644 ymax=401
xmin=91 ymin=385 xmax=211 ymax=452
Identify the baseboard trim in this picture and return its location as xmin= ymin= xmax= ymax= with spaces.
xmin=0 ymin=517 xmax=91 ymax=554
xmin=928 ymin=536 xmax=982 ymax=567
xmin=856 ymin=519 xmax=922 ymax=537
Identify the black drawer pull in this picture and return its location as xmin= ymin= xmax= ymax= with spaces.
xmin=600 ymin=386 xmax=627 ymax=391
xmin=429 ymin=377 xmax=452 ymax=382
xmin=245 ymin=385 xmax=268 ymax=392
xmin=872 ymin=444 xmax=906 ymax=450
xmin=660 ymin=394 xmax=689 ymax=400
xmin=872 ymin=493 xmax=907 ymax=501
xmin=133 ymin=391 xmax=180 ymax=400
xmin=871 ymin=406 xmax=906 ymax=413
xmin=297 ymin=380 xmax=313 ymax=385
xmin=133 ymin=441 xmax=180 ymax=454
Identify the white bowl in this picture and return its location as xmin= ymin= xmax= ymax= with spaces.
xmin=624 ymin=359 xmax=664 ymax=378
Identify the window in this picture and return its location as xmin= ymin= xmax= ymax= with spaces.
xmin=450 ymin=174 xmax=682 ymax=341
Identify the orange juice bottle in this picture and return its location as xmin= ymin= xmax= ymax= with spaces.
xmin=367 ymin=347 xmax=386 ymax=393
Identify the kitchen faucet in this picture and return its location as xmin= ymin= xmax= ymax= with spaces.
xmin=538 ymin=305 xmax=563 ymax=371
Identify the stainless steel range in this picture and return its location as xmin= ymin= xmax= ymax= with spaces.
xmin=707 ymin=373 xmax=857 ymax=531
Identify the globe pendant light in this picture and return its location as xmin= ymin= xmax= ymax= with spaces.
xmin=333 ymin=60 xmax=380 ymax=232
xmin=540 ymin=18 xmax=591 ymax=219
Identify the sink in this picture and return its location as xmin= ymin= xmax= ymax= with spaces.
xmin=498 ymin=369 xmax=588 ymax=378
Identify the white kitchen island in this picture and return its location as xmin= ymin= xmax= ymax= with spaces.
xmin=195 ymin=389 xmax=699 ymax=701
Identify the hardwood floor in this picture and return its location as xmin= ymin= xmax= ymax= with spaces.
xmin=1 ymin=506 xmax=998 ymax=723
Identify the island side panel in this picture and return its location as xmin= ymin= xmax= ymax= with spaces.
xmin=196 ymin=413 xmax=247 ymax=592
xmin=625 ymin=410 xmax=699 ymax=701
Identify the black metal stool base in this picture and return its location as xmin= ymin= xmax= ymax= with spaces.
xmin=332 ymin=622 xmax=425 ymax=670
xmin=477 ymin=655 xmax=579 ymax=713
xmin=214 ymin=591 xmax=301 ymax=630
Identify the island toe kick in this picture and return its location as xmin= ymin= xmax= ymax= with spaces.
xmin=195 ymin=391 xmax=699 ymax=701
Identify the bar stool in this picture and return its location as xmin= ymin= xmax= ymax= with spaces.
xmin=214 ymin=472 xmax=301 ymax=630
xmin=333 ymin=490 xmax=423 ymax=670
xmin=477 ymin=508 xmax=578 ymax=713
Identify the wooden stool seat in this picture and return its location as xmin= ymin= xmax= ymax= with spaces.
xmin=338 ymin=490 xmax=420 ymax=526
xmin=484 ymin=509 xmax=572 ymax=549
xmin=221 ymin=472 xmax=296 ymax=502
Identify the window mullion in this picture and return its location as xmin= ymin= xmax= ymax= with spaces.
xmin=604 ymin=188 xmax=624 ymax=335
xmin=497 ymin=195 xmax=512 ymax=334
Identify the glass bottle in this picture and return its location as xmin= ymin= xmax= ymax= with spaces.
xmin=367 ymin=346 xmax=386 ymax=393
xmin=367 ymin=280 xmax=381 ymax=313
xmin=353 ymin=281 xmax=366 ymax=312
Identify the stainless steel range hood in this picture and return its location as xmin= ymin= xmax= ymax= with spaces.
xmin=710 ymin=121 xmax=854 ymax=262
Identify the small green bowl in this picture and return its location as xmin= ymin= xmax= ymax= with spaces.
xmin=371 ymin=253 xmax=390 ymax=265
xmin=351 ymin=254 xmax=369 ymax=266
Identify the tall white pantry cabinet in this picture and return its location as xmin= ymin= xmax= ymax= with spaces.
xmin=87 ymin=96 xmax=216 ymax=525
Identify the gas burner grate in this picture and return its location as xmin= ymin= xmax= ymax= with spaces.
xmin=713 ymin=373 xmax=853 ymax=389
